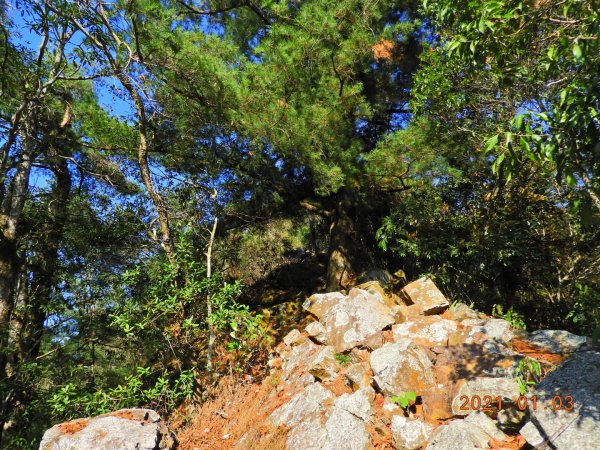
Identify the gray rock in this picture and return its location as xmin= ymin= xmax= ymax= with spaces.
xmin=391 ymin=416 xmax=433 ymax=450
xmin=39 ymin=409 xmax=174 ymax=450
xmin=451 ymin=377 xmax=520 ymax=415
xmin=303 ymin=292 xmax=346 ymax=319
xmin=270 ymin=383 xmax=333 ymax=427
xmin=393 ymin=316 xmax=458 ymax=347
xmin=322 ymin=392 xmax=371 ymax=450
xmin=287 ymin=414 xmax=329 ymax=450
xmin=320 ymin=289 xmax=395 ymax=352
xmin=305 ymin=321 xmax=329 ymax=344
xmin=425 ymin=412 xmax=505 ymax=449
xmin=370 ymin=340 xmax=435 ymax=396
xmin=334 ymin=389 xmax=372 ymax=421
xmin=465 ymin=318 xmax=515 ymax=345
xmin=309 ymin=346 xmax=340 ymax=381
xmin=401 ymin=277 xmax=449 ymax=315
xmin=522 ymin=329 xmax=588 ymax=354
xmin=519 ymin=350 xmax=600 ymax=450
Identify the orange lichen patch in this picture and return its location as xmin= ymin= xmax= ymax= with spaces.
xmin=57 ymin=418 xmax=89 ymax=434
xmin=105 ymin=410 xmax=144 ymax=421
xmin=372 ymin=39 xmax=394 ymax=60
xmin=489 ymin=434 xmax=528 ymax=449
xmin=509 ymin=338 xmax=567 ymax=365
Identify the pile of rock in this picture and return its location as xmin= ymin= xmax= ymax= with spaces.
xmin=40 ymin=277 xmax=599 ymax=450
xmin=265 ymin=277 xmax=597 ymax=450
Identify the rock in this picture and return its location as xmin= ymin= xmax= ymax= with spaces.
xmin=465 ymin=318 xmax=515 ymax=346
xmin=391 ymin=416 xmax=433 ymax=450
xmin=303 ymin=291 xmax=346 ymax=319
xmin=518 ymin=329 xmax=587 ymax=354
xmin=287 ymin=414 xmax=328 ymax=450
xmin=270 ymin=382 xmax=333 ymax=427
xmin=519 ymin=350 xmax=600 ymax=450
xmin=305 ymin=321 xmax=329 ymax=344
xmin=323 ymin=391 xmax=371 ymax=450
xmin=39 ymin=409 xmax=174 ymax=450
xmin=370 ymin=340 xmax=435 ymax=397
xmin=283 ymin=329 xmax=305 ymax=347
xmin=346 ymin=362 xmax=372 ymax=392
xmin=497 ymin=407 xmax=526 ymax=433
xmin=446 ymin=303 xmax=481 ymax=321
xmin=421 ymin=385 xmax=455 ymax=421
xmin=282 ymin=340 xmax=320 ymax=380
xmin=352 ymin=281 xmax=396 ymax=308
xmin=320 ymin=289 xmax=395 ymax=352
xmin=425 ymin=412 xmax=506 ymax=450
xmin=393 ymin=316 xmax=459 ymax=347
xmin=398 ymin=303 xmax=424 ymax=319
xmin=464 ymin=410 xmax=506 ymax=440
xmin=400 ymin=277 xmax=449 ymax=315
xmin=309 ymin=346 xmax=340 ymax=381
xmin=451 ymin=377 xmax=520 ymax=415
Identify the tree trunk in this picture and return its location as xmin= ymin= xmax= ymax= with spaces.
xmin=325 ymin=193 xmax=360 ymax=292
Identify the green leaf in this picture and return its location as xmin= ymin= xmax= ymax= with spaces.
xmin=573 ymin=43 xmax=582 ymax=59
xmin=484 ymin=134 xmax=499 ymax=152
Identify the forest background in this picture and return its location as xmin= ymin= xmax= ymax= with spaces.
xmin=0 ymin=0 xmax=598 ymax=447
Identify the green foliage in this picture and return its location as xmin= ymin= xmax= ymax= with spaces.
xmin=391 ymin=391 xmax=417 ymax=410
xmin=334 ymin=353 xmax=351 ymax=366
xmin=515 ymin=358 xmax=542 ymax=395
xmin=421 ymin=0 xmax=599 ymax=206
xmin=492 ymin=304 xmax=526 ymax=331
xmin=48 ymin=368 xmax=195 ymax=419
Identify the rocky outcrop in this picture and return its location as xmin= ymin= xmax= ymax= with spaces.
xmin=39 ymin=409 xmax=174 ymax=450
xmin=44 ymin=278 xmax=597 ymax=450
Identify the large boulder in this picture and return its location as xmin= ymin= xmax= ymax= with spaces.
xmin=400 ymin=277 xmax=449 ymax=315
xmin=320 ymin=289 xmax=395 ymax=352
xmin=519 ymin=349 xmax=600 ymax=450
xmin=39 ymin=409 xmax=174 ymax=450
xmin=370 ymin=340 xmax=435 ymax=396
xmin=303 ymin=292 xmax=346 ymax=319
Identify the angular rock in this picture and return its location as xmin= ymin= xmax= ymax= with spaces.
xmin=400 ymin=277 xmax=449 ymax=315
xmin=309 ymin=346 xmax=340 ymax=381
xmin=370 ymin=340 xmax=435 ymax=396
xmin=393 ymin=316 xmax=459 ymax=347
xmin=321 ymin=289 xmax=395 ymax=352
xmin=323 ymin=391 xmax=371 ymax=450
xmin=451 ymin=377 xmax=520 ymax=415
xmin=446 ymin=303 xmax=481 ymax=321
xmin=517 ymin=329 xmax=587 ymax=354
xmin=397 ymin=303 xmax=424 ymax=319
xmin=305 ymin=321 xmax=329 ymax=344
xmin=346 ymin=362 xmax=372 ymax=392
xmin=391 ymin=416 xmax=433 ymax=450
xmin=421 ymin=385 xmax=454 ymax=421
xmin=519 ymin=350 xmax=600 ymax=450
xmin=270 ymin=382 xmax=333 ymax=427
xmin=39 ymin=409 xmax=174 ymax=450
xmin=282 ymin=340 xmax=320 ymax=380
xmin=465 ymin=318 xmax=515 ymax=346
xmin=283 ymin=329 xmax=305 ymax=347
xmin=351 ymin=281 xmax=396 ymax=308
xmin=425 ymin=412 xmax=505 ymax=450
xmin=303 ymin=292 xmax=345 ymax=319
xmin=287 ymin=414 xmax=328 ymax=450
